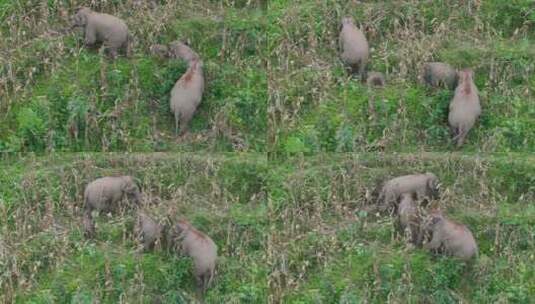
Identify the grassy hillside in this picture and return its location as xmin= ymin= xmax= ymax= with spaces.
xmin=0 ymin=153 xmax=268 ymax=303
xmin=0 ymin=1 xmax=266 ymax=152
xmin=267 ymin=153 xmax=534 ymax=303
xmin=3 ymin=153 xmax=532 ymax=303
xmin=2 ymin=0 xmax=534 ymax=303
xmin=268 ymin=0 xmax=535 ymax=153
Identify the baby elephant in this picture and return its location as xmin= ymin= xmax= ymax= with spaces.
xmin=171 ymin=219 xmax=217 ymax=294
xmin=150 ymin=44 xmax=169 ymax=59
xmin=71 ymin=7 xmax=130 ymax=58
xmin=423 ymin=210 xmax=478 ymax=261
xmin=422 ymin=62 xmax=458 ymax=89
xmin=150 ymin=41 xmax=199 ymax=62
xmin=168 ymin=41 xmax=200 ymax=62
xmin=397 ymin=192 xmax=423 ymax=246
xmin=378 ymin=173 xmax=440 ymax=213
xmin=448 ymin=68 xmax=481 ymax=147
xmin=366 ymin=71 xmax=385 ymax=88
xmin=135 ymin=211 xmax=165 ymax=251
xmin=83 ymin=176 xmax=141 ymax=238
xmin=170 ymin=48 xmax=204 ymax=136
xmin=339 ymin=16 xmax=369 ymax=80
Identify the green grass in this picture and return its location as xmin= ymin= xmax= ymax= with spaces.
xmin=1 ymin=0 xmax=534 ymax=303
xmin=0 ymin=153 xmax=268 ymax=303
xmin=267 ymin=153 xmax=534 ymax=303
xmin=268 ymin=0 xmax=535 ymax=153
xmin=1 ymin=153 xmax=533 ymax=302
xmin=0 ymin=1 xmax=266 ymax=152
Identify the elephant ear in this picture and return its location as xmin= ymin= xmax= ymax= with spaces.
xmin=371 ymin=176 xmax=385 ymax=203
xmin=427 ymin=177 xmax=439 ymax=193
xmin=431 ymin=216 xmax=442 ymax=225
xmin=129 ymin=181 xmax=140 ymax=194
xmin=171 ymin=222 xmax=188 ymax=242
xmin=119 ymin=176 xmax=133 ymax=191
xmin=75 ymin=7 xmax=90 ymax=25
xmin=83 ymin=14 xmax=89 ymax=25
xmin=428 ymin=208 xmax=444 ymax=224
xmin=74 ymin=13 xmax=82 ymax=25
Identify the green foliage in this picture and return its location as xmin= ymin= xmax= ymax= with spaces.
xmin=481 ymin=0 xmax=535 ymax=35
xmin=15 ymin=106 xmax=47 ymax=150
xmin=0 ymin=153 xmax=268 ymax=303
xmin=267 ymin=154 xmax=534 ymax=302
xmin=1 ymin=0 xmax=534 ymax=303
xmin=0 ymin=1 xmax=266 ymax=152
xmin=269 ymin=0 xmax=535 ymax=153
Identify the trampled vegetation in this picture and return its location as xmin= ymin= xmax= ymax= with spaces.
xmin=0 ymin=1 xmax=267 ymax=152
xmin=268 ymin=0 xmax=535 ymax=153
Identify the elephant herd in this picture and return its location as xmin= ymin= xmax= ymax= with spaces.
xmin=70 ymin=7 xmax=480 ymax=147
xmin=71 ymin=8 xmax=480 ymax=297
xmin=70 ymin=7 xmax=204 ymax=136
xmin=81 ymin=171 xmax=477 ymax=298
xmin=376 ymin=173 xmax=478 ymax=261
xmin=82 ymin=176 xmax=217 ymax=295
xmin=339 ymin=17 xmax=481 ymax=148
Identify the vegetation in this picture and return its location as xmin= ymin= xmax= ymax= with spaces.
xmin=268 ymin=0 xmax=535 ymax=153
xmin=0 ymin=0 xmax=266 ymax=152
xmin=1 ymin=0 xmax=534 ymax=303
xmin=267 ymin=153 xmax=534 ymax=303
xmin=2 ymin=153 xmax=532 ymax=303
xmin=0 ymin=153 xmax=268 ymax=302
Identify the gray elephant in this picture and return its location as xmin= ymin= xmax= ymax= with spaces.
xmin=135 ymin=211 xmax=165 ymax=251
xmin=423 ymin=209 xmax=478 ymax=261
xmin=83 ymin=176 xmax=141 ymax=238
xmin=149 ymin=44 xmax=169 ymax=59
xmin=396 ymin=192 xmax=423 ymax=246
xmin=448 ymin=68 xmax=481 ymax=147
xmin=168 ymin=41 xmax=199 ymax=62
xmin=377 ymin=173 xmax=440 ymax=213
xmin=170 ymin=219 xmax=217 ymax=295
xmin=339 ymin=16 xmax=369 ymax=80
xmin=71 ymin=7 xmax=130 ymax=58
xmin=422 ymin=62 xmax=458 ymax=90
xmin=170 ymin=57 xmax=204 ymax=136
xmin=366 ymin=71 xmax=385 ymax=88
xmin=150 ymin=41 xmax=199 ymax=63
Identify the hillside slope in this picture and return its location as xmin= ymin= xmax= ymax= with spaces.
xmin=0 ymin=153 xmax=268 ymax=302
xmin=267 ymin=153 xmax=534 ymax=303
xmin=0 ymin=1 xmax=267 ymax=152
xmin=268 ymin=0 xmax=535 ymax=153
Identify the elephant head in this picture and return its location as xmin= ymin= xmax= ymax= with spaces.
xmin=121 ymin=176 xmax=141 ymax=205
xmin=72 ymin=7 xmax=91 ymax=27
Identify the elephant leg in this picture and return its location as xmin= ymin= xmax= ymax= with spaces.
xmin=83 ymin=210 xmax=95 ymax=238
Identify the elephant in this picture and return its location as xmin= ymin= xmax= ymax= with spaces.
xmin=339 ymin=16 xmax=369 ymax=80
xmin=422 ymin=62 xmax=458 ymax=90
xmin=423 ymin=209 xmax=478 ymax=261
xmin=377 ymin=173 xmax=440 ymax=213
xmin=83 ymin=176 xmax=141 ymax=237
xmin=448 ymin=68 xmax=481 ymax=147
xmin=170 ymin=58 xmax=204 ymax=136
xmin=170 ymin=219 xmax=217 ymax=294
xmin=168 ymin=40 xmax=199 ymax=62
xmin=366 ymin=71 xmax=386 ymax=88
xmin=71 ymin=7 xmax=130 ymax=58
